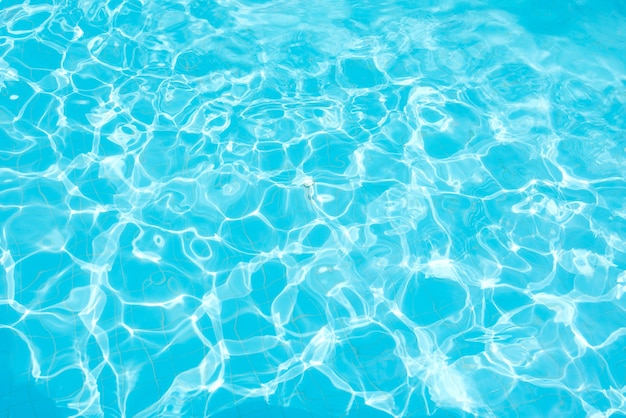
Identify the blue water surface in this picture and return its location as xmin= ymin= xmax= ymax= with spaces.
xmin=1 ymin=0 xmax=626 ymax=417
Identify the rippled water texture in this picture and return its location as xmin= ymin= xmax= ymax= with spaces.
xmin=1 ymin=0 xmax=626 ymax=417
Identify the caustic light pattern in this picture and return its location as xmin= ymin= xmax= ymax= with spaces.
xmin=1 ymin=0 xmax=626 ymax=417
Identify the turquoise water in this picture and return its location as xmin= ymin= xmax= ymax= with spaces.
xmin=1 ymin=0 xmax=626 ymax=417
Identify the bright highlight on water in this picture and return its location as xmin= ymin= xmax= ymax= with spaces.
xmin=1 ymin=0 xmax=626 ymax=417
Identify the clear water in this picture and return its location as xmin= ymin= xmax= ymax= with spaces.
xmin=1 ymin=1 xmax=626 ymax=417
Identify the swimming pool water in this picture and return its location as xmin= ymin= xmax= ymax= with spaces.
xmin=1 ymin=0 xmax=626 ymax=417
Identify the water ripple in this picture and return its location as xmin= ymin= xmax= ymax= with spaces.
xmin=1 ymin=1 xmax=626 ymax=417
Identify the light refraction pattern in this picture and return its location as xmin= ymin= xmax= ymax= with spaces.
xmin=1 ymin=0 xmax=626 ymax=417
